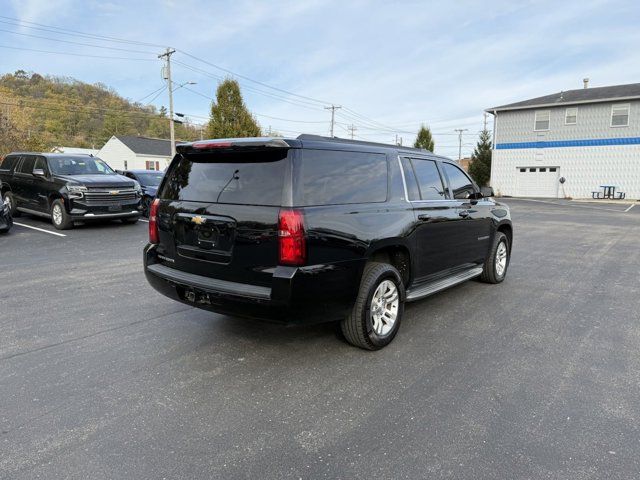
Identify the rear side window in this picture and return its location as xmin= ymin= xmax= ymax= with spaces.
xmin=294 ymin=150 xmax=387 ymax=206
xmin=442 ymin=163 xmax=475 ymax=199
xmin=18 ymin=156 xmax=36 ymax=174
xmin=410 ymin=158 xmax=447 ymax=200
xmin=0 ymin=156 xmax=19 ymax=171
xmin=160 ymin=150 xmax=287 ymax=206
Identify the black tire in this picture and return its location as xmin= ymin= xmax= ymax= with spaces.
xmin=50 ymin=199 xmax=73 ymax=230
xmin=3 ymin=191 xmax=19 ymax=217
xmin=479 ymin=232 xmax=510 ymax=284
xmin=121 ymin=217 xmax=139 ymax=225
xmin=341 ymin=262 xmax=405 ymax=350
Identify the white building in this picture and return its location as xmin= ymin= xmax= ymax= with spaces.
xmin=488 ymin=81 xmax=640 ymax=199
xmin=97 ymin=135 xmax=172 ymax=171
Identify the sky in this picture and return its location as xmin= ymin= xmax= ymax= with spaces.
xmin=1 ymin=0 xmax=639 ymax=157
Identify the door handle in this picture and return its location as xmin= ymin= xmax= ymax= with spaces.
xmin=417 ymin=214 xmax=431 ymax=221
xmin=458 ymin=210 xmax=470 ymax=218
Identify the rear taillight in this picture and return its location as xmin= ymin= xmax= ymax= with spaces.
xmin=278 ymin=209 xmax=306 ymax=266
xmin=149 ymin=198 xmax=160 ymax=244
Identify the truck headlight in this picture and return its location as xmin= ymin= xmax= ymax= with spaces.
xmin=67 ymin=185 xmax=87 ymax=199
xmin=133 ymin=180 xmax=142 ymax=196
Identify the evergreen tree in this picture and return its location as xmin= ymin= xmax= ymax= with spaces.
xmin=206 ymin=78 xmax=261 ymax=138
xmin=468 ymin=129 xmax=492 ymax=186
xmin=413 ymin=124 xmax=435 ymax=152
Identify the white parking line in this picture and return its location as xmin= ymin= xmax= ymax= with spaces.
xmin=139 ymin=219 xmax=149 ymax=223
xmin=13 ymin=222 xmax=67 ymax=237
xmin=625 ymin=204 xmax=636 ymax=212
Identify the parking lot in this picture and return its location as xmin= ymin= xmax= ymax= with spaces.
xmin=1 ymin=199 xmax=639 ymax=479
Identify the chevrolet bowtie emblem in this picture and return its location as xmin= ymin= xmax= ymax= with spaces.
xmin=191 ymin=216 xmax=206 ymax=225
xmin=109 ymin=190 xmax=119 ymax=195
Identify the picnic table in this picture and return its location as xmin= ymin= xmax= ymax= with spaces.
xmin=591 ymin=185 xmax=626 ymax=199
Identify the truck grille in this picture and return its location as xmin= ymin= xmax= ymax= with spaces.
xmin=83 ymin=189 xmax=138 ymax=204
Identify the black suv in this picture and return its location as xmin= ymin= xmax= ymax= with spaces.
xmin=144 ymin=136 xmax=513 ymax=350
xmin=0 ymin=153 xmax=142 ymax=230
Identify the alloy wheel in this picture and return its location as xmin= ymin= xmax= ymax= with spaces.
xmin=52 ymin=204 xmax=63 ymax=226
xmin=370 ymin=279 xmax=399 ymax=336
xmin=495 ymin=241 xmax=508 ymax=277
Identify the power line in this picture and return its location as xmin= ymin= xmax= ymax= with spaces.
xmin=135 ymin=85 xmax=167 ymax=104
xmin=0 ymin=27 xmax=158 ymax=55
xmin=0 ymin=44 xmax=155 ymax=61
xmin=0 ymin=16 xmax=165 ymax=48
xmin=180 ymin=86 xmax=328 ymax=124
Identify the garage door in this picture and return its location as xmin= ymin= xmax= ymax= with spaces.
xmin=515 ymin=167 xmax=560 ymax=198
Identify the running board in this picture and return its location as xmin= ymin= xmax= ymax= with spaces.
xmin=406 ymin=267 xmax=483 ymax=302
xmin=17 ymin=207 xmax=51 ymax=218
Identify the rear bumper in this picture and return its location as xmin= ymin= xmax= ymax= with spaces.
xmin=143 ymin=244 xmax=364 ymax=324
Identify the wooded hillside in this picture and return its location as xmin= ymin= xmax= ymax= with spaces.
xmin=0 ymin=70 xmax=201 ymax=155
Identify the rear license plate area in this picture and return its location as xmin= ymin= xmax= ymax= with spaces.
xmin=174 ymin=213 xmax=236 ymax=262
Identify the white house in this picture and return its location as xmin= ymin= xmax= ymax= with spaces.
xmin=51 ymin=146 xmax=100 ymax=156
xmin=97 ymin=136 xmax=172 ymax=171
xmin=487 ymin=81 xmax=640 ymax=199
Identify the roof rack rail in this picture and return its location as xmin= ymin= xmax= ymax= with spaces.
xmin=296 ymin=134 xmax=428 ymax=153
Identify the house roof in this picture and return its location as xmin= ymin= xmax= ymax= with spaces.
xmin=116 ymin=136 xmax=172 ymax=156
xmin=487 ymin=83 xmax=640 ymax=113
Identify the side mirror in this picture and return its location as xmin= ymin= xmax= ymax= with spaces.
xmin=33 ymin=169 xmax=46 ymax=177
xmin=480 ymin=186 xmax=494 ymax=198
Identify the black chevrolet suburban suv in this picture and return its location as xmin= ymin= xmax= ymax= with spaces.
xmin=144 ymin=136 xmax=513 ymax=350
xmin=0 ymin=153 xmax=142 ymax=230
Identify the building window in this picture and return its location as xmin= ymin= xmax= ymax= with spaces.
xmin=611 ymin=104 xmax=630 ymax=127
xmin=565 ymin=107 xmax=577 ymax=125
xmin=534 ymin=110 xmax=550 ymax=131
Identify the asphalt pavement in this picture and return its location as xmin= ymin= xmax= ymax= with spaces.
xmin=1 ymin=199 xmax=639 ymax=479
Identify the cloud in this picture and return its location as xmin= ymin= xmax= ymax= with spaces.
xmin=1 ymin=0 xmax=639 ymax=158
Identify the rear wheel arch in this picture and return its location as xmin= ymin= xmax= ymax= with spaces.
xmin=368 ymin=243 xmax=412 ymax=287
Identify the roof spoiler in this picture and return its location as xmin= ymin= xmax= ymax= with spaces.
xmin=178 ymin=137 xmax=290 ymax=153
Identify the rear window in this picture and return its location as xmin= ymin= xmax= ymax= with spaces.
xmin=293 ymin=150 xmax=387 ymax=206
xmin=160 ymin=150 xmax=287 ymax=206
xmin=0 ymin=156 xmax=19 ymax=171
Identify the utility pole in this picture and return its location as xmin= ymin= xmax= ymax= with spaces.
xmin=454 ymin=128 xmax=468 ymax=162
xmin=347 ymin=124 xmax=357 ymax=139
xmin=395 ymin=134 xmax=399 ymax=146
xmin=324 ymin=105 xmax=341 ymax=137
xmin=483 ymin=112 xmax=488 ymax=132
xmin=159 ymin=47 xmax=176 ymax=157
